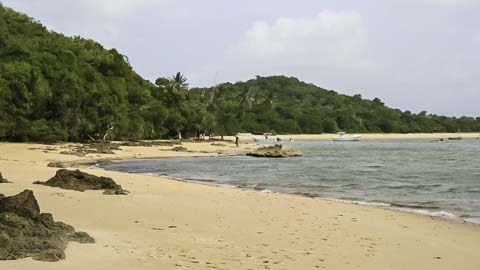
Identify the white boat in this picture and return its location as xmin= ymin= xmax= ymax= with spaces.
xmin=252 ymin=133 xmax=273 ymax=142
xmin=332 ymin=132 xmax=361 ymax=141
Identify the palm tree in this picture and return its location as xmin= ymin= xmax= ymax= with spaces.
xmin=164 ymin=72 xmax=188 ymax=103
xmin=264 ymin=91 xmax=277 ymax=110
xmin=170 ymin=72 xmax=188 ymax=93
xmin=207 ymin=85 xmax=224 ymax=107
xmin=238 ymin=86 xmax=255 ymax=117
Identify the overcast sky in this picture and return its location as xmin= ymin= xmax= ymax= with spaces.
xmin=3 ymin=0 xmax=479 ymax=116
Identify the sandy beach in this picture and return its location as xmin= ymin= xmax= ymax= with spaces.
xmin=1 ymin=140 xmax=480 ymax=270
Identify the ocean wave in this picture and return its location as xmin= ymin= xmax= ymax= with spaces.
xmin=378 ymin=183 xmax=443 ymax=190
xmin=389 ymin=202 xmax=441 ymax=210
xmin=340 ymin=183 xmax=361 ymax=188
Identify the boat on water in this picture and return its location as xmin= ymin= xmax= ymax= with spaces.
xmin=251 ymin=133 xmax=295 ymax=144
xmin=332 ymin=132 xmax=361 ymax=141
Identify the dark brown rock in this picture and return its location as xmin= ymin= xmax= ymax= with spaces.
xmin=0 ymin=190 xmax=94 ymax=261
xmin=171 ymin=146 xmax=188 ymax=152
xmin=47 ymin=162 xmax=67 ymax=168
xmin=0 ymin=172 xmax=10 ymax=183
xmin=34 ymin=169 xmax=129 ymax=195
xmin=0 ymin=190 xmax=40 ymax=219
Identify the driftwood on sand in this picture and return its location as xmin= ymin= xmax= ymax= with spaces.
xmin=34 ymin=169 xmax=129 ymax=195
xmin=0 ymin=190 xmax=95 ymax=262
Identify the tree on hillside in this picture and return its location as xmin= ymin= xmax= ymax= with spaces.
xmin=170 ymin=72 xmax=188 ymax=92
xmin=237 ymin=86 xmax=256 ymax=117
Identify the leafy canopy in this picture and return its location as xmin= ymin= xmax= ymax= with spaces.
xmin=0 ymin=4 xmax=478 ymax=142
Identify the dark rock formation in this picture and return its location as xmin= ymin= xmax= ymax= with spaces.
xmin=34 ymin=169 xmax=129 ymax=195
xmin=60 ymin=142 xmax=122 ymax=156
xmin=171 ymin=146 xmax=188 ymax=152
xmin=0 ymin=172 xmax=10 ymax=183
xmin=0 ymin=190 xmax=95 ymax=261
xmin=247 ymin=145 xmax=302 ymax=158
xmin=47 ymin=162 xmax=68 ymax=168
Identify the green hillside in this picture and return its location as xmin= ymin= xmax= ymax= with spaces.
xmin=190 ymin=76 xmax=480 ymax=135
xmin=0 ymin=4 xmax=479 ymax=142
xmin=0 ymin=3 xmax=209 ymax=141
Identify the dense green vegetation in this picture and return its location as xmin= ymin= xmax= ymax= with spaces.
xmin=190 ymin=77 xmax=480 ymax=134
xmin=0 ymin=4 xmax=212 ymax=141
xmin=0 ymin=4 xmax=479 ymax=142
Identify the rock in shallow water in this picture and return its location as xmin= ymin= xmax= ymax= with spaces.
xmin=0 ymin=190 xmax=95 ymax=262
xmin=247 ymin=144 xmax=302 ymax=158
xmin=34 ymin=169 xmax=129 ymax=195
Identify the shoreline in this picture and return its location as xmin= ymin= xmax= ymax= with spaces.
xmin=232 ymin=132 xmax=480 ymax=141
xmin=1 ymin=141 xmax=480 ymax=269
xmin=97 ymin=159 xmax=480 ymax=225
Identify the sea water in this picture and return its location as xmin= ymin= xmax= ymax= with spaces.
xmin=99 ymin=139 xmax=480 ymax=223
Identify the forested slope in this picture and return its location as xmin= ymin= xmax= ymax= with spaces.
xmin=0 ymin=4 xmax=206 ymax=141
xmin=190 ymin=76 xmax=480 ymax=134
xmin=0 ymin=4 xmax=478 ymax=142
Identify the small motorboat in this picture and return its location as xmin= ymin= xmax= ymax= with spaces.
xmin=332 ymin=132 xmax=361 ymax=141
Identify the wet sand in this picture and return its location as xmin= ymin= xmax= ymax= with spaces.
xmin=1 ymin=141 xmax=479 ymax=269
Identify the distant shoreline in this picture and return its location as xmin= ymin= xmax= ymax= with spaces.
xmin=230 ymin=132 xmax=480 ymax=141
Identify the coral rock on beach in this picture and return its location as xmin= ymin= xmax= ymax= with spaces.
xmin=247 ymin=144 xmax=302 ymax=158
xmin=47 ymin=161 xmax=68 ymax=168
xmin=171 ymin=146 xmax=188 ymax=152
xmin=34 ymin=169 xmax=129 ymax=195
xmin=0 ymin=190 xmax=95 ymax=262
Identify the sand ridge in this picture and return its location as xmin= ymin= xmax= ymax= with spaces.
xmin=0 ymin=140 xmax=479 ymax=269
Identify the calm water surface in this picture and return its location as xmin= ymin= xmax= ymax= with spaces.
xmin=100 ymin=139 xmax=480 ymax=223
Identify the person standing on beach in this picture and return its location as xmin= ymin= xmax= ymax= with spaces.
xmin=235 ymin=135 xmax=239 ymax=147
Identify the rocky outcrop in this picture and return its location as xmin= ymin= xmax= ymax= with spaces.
xmin=0 ymin=190 xmax=95 ymax=261
xmin=34 ymin=169 xmax=129 ymax=195
xmin=247 ymin=145 xmax=302 ymax=158
xmin=47 ymin=162 xmax=68 ymax=168
xmin=0 ymin=172 xmax=10 ymax=183
xmin=60 ymin=142 xmax=121 ymax=156
xmin=171 ymin=146 xmax=188 ymax=152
